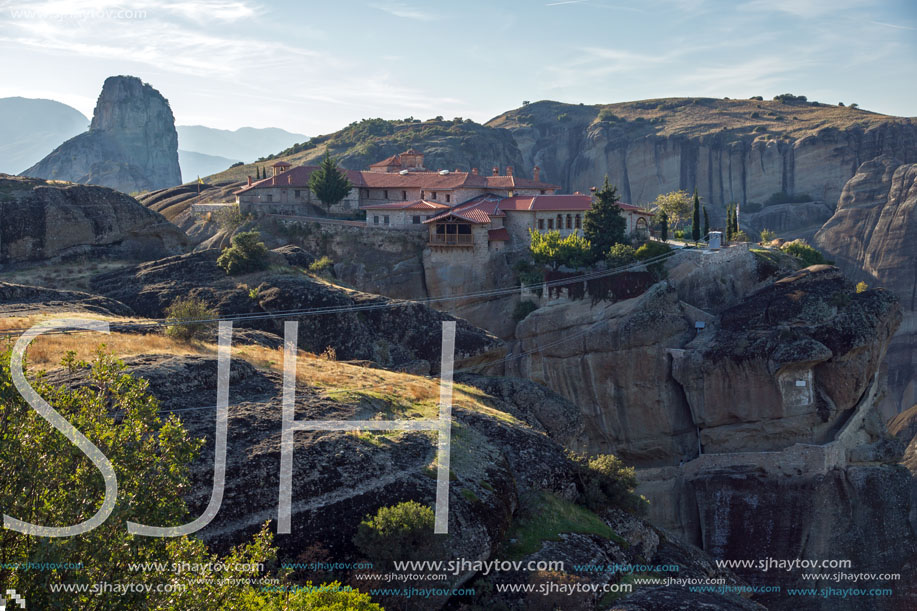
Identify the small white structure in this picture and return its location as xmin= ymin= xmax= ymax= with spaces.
xmin=708 ymin=231 xmax=723 ymax=250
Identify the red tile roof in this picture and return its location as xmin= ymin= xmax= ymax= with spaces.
xmin=234 ymin=165 xmax=367 ymax=195
xmin=369 ymin=154 xmax=402 ymax=168
xmin=360 ymin=199 xmax=449 ymax=211
xmin=488 ymin=227 xmax=511 ymax=242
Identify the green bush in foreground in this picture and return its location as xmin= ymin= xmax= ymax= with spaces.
xmin=217 ymin=230 xmax=270 ymax=275
xmin=165 ymin=296 xmax=218 ymax=341
xmin=353 ymin=501 xmax=437 ymax=563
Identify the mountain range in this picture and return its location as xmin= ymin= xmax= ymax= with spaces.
xmin=0 ymin=96 xmax=304 ymax=179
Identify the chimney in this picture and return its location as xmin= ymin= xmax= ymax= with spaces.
xmin=506 ymin=166 xmax=514 ymax=176
xmin=472 ymin=168 xmax=479 ymax=175
xmin=533 ymin=166 xmax=540 ymax=181
xmin=247 ymin=176 xmax=252 ymax=186
xmin=492 ymin=166 xmax=499 ymax=176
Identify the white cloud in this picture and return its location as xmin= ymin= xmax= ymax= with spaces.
xmin=369 ymin=1 xmax=439 ymax=21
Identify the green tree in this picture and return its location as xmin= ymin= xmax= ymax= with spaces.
xmin=530 ymin=229 xmax=593 ymax=270
xmin=702 ymin=206 xmax=709 ymax=241
xmin=725 ymin=204 xmax=735 ymax=241
xmin=309 ymin=153 xmax=353 ymax=210
xmin=582 ymin=176 xmax=626 ymax=261
xmin=691 ymin=189 xmax=701 ymax=243
xmin=606 ymin=243 xmax=636 ymax=269
xmin=651 ymin=190 xmax=692 ymax=231
xmin=658 ymin=210 xmax=669 ymax=242
xmin=165 ymin=296 xmax=218 ymax=341
xmin=217 ymin=230 xmax=270 ymax=275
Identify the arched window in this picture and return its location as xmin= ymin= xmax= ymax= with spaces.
xmin=566 ymin=214 xmax=572 ymax=229
xmin=548 ymin=218 xmax=554 ymax=229
xmin=557 ymin=214 xmax=563 ymax=228
xmin=575 ymin=214 xmax=581 ymax=229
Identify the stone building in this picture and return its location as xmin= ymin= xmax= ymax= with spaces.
xmin=234 ymin=149 xmax=560 ymax=216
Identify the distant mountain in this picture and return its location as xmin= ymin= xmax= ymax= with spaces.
xmin=0 ymin=97 xmax=89 ymax=173
xmin=178 ymin=149 xmax=241 ymax=181
xmin=176 ymin=125 xmax=306 ymax=163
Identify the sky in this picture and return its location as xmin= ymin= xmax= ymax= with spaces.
xmin=0 ymin=0 xmax=915 ymax=136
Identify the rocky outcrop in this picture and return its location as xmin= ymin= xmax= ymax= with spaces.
xmin=88 ymin=249 xmax=503 ymax=372
xmin=0 ymin=281 xmax=132 ymax=316
xmin=815 ymin=156 xmax=917 ymax=420
xmin=22 ymin=76 xmax=181 ymax=193
xmin=672 ymin=265 xmax=900 ymax=454
xmin=0 ymin=175 xmax=188 ymax=265
xmin=490 ymin=100 xmax=917 ymax=218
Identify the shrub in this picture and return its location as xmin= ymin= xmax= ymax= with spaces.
xmin=217 ymin=230 xmax=270 ymax=275
xmin=759 ymin=228 xmax=777 ymax=242
xmin=212 ymin=204 xmax=246 ymax=231
xmin=780 ymin=239 xmax=829 ymax=266
xmin=606 ymin=243 xmax=636 ymax=268
xmin=856 ymin=281 xmax=869 ymax=293
xmin=557 ymin=113 xmax=570 ymax=122
xmin=165 ymin=296 xmax=218 ymax=341
xmin=732 ymin=230 xmax=750 ymax=242
xmin=309 ymin=255 xmax=334 ymax=276
xmin=353 ymin=501 xmax=438 ymax=563
xmin=513 ymin=300 xmax=538 ymax=322
xmin=230 ymin=161 xmax=244 ymax=168
xmin=749 ymin=95 xmax=764 ymax=101
xmin=248 ymin=286 xmax=261 ymax=300
xmin=754 ymin=125 xmax=766 ymax=132
xmin=635 ymin=241 xmax=672 ymax=279
xmin=597 ymin=108 xmax=622 ymax=123
xmin=530 ymin=229 xmax=593 ymax=270
xmin=570 ymin=453 xmax=647 ymax=515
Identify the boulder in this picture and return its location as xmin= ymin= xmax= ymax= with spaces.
xmin=0 ymin=175 xmax=188 ymax=264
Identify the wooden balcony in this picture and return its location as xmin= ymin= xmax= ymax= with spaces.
xmin=429 ymin=233 xmax=474 ymax=247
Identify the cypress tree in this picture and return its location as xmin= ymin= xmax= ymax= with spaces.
xmin=659 ymin=210 xmax=669 ymax=242
xmin=309 ymin=153 xmax=354 ymax=210
xmin=726 ymin=205 xmax=734 ymax=241
xmin=691 ymin=189 xmax=700 ymax=243
xmin=582 ymin=176 xmax=627 ymax=262
xmin=702 ymin=206 xmax=709 ymax=241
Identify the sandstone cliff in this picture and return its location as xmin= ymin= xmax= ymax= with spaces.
xmin=815 ymin=156 xmax=917 ymax=420
xmin=0 ymin=174 xmax=188 ymax=265
xmin=22 ymin=76 xmax=182 ymax=193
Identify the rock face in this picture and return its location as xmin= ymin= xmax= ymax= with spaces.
xmin=88 ymin=249 xmax=503 ymax=372
xmin=672 ymin=265 xmax=900 ymax=454
xmin=489 ymin=100 xmax=917 ymax=217
xmin=0 ymin=175 xmax=188 ymax=264
xmin=22 ymin=76 xmax=181 ymax=193
xmin=815 ymin=156 xmax=917 ymax=419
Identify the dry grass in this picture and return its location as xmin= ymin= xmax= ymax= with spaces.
xmin=1 ymin=313 xmax=506 ymax=423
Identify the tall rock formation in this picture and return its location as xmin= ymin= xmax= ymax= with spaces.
xmin=22 ymin=76 xmax=182 ymax=193
xmin=815 ymin=156 xmax=917 ymax=419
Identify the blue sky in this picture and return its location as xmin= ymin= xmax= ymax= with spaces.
xmin=0 ymin=0 xmax=914 ymax=135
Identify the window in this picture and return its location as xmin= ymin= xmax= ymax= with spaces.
xmin=557 ymin=214 xmax=563 ymax=228
xmin=540 ymin=190 xmax=546 ymax=195
xmin=383 ymin=215 xmax=390 ymax=225
xmin=384 ymin=190 xmax=389 ymax=199
xmin=566 ymin=214 xmax=572 ymax=229
xmin=446 ymin=194 xmax=451 ymax=203
xmin=373 ymin=215 xmax=379 ymax=225
xmin=266 ymin=194 xmax=273 ymax=203
xmin=575 ymin=214 xmax=581 ymax=229
xmin=538 ymin=219 xmax=545 ymax=230
xmin=294 ymin=190 xmax=301 ymax=198
xmin=402 ymin=190 xmax=407 ymax=199
xmin=362 ymin=189 xmax=369 ymax=198
xmin=412 ymin=215 xmax=421 ymax=224
xmin=431 ymin=191 xmax=437 ymax=200
xmin=548 ymin=218 xmax=554 ymax=229
xmin=421 ymin=190 xmax=425 ymax=199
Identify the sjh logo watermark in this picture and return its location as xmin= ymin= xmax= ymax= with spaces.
xmin=0 ymin=589 xmax=26 ymax=610
xmin=5 ymin=318 xmax=456 ymax=538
